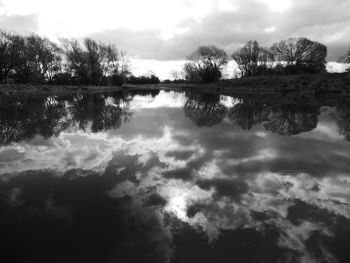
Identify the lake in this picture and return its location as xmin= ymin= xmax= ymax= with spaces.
xmin=0 ymin=89 xmax=350 ymax=263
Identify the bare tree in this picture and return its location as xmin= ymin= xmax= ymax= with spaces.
xmin=271 ymin=37 xmax=327 ymax=73
xmin=60 ymin=38 xmax=88 ymax=84
xmin=61 ymin=38 xmax=130 ymax=85
xmin=0 ymin=30 xmax=25 ymax=83
xmin=184 ymin=45 xmax=228 ymax=83
xmin=15 ymin=34 xmax=62 ymax=84
xmin=170 ymin=70 xmax=184 ymax=81
xmin=231 ymin=40 xmax=273 ymax=77
xmin=84 ymin=38 xmax=104 ymax=84
xmin=339 ymin=46 xmax=350 ymax=72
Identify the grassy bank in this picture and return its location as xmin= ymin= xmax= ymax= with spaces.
xmin=1 ymin=72 xmax=350 ymax=97
xmin=0 ymin=84 xmax=123 ymax=97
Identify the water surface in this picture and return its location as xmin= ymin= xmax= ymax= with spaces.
xmin=1 ymin=90 xmax=350 ymax=263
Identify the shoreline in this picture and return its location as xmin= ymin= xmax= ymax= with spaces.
xmin=1 ymin=72 xmax=350 ymax=98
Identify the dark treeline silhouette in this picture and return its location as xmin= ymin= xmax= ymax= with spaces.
xmin=0 ymin=29 xmax=165 ymax=85
xmin=184 ymin=37 xmax=330 ymax=83
xmin=232 ymin=38 xmax=327 ymax=77
xmin=127 ymin=74 xmax=160 ymax=85
xmin=1 ymin=29 xmax=348 ymax=86
xmin=0 ymin=29 xmax=132 ymax=85
xmin=60 ymin=38 xmax=130 ymax=85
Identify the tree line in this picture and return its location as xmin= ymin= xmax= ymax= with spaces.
xmin=183 ymin=38 xmax=349 ymax=83
xmin=1 ymin=29 xmax=350 ymax=85
xmin=0 ymin=29 xmax=163 ymax=85
xmin=2 ymin=90 xmax=350 ymax=144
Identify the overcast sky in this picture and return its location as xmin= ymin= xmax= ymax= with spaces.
xmin=1 ymin=0 xmax=349 ymax=78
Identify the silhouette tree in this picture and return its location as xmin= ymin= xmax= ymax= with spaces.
xmin=106 ymin=49 xmax=131 ymax=85
xmin=228 ymin=100 xmax=266 ymax=130
xmin=263 ymin=105 xmax=320 ymax=135
xmin=271 ymin=37 xmax=327 ymax=74
xmin=61 ymin=38 xmax=130 ymax=85
xmin=169 ymin=70 xmax=183 ymax=81
xmin=184 ymin=45 xmax=228 ymax=83
xmin=60 ymin=39 xmax=88 ymax=84
xmin=84 ymin=38 xmax=104 ymax=84
xmin=339 ymin=46 xmax=350 ymax=72
xmin=183 ymin=93 xmax=227 ymax=127
xmin=14 ymin=34 xmax=62 ymax=84
xmin=0 ymin=30 xmax=25 ymax=83
xmin=231 ymin=40 xmax=273 ymax=77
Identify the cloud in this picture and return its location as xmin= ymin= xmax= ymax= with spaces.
xmin=162 ymin=167 xmax=194 ymax=180
xmin=197 ymin=178 xmax=249 ymax=200
xmin=165 ymin=149 xmax=195 ymax=160
xmin=2 ymin=91 xmax=350 ymax=262
xmin=0 ymin=14 xmax=39 ymax=34
xmin=0 ymin=169 xmax=173 ymax=263
xmin=1 ymin=0 xmax=349 ymax=62
xmin=87 ymin=0 xmax=350 ymax=61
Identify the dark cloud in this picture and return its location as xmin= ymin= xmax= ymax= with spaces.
xmin=0 ymin=14 xmax=39 ymax=34
xmin=219 ymin=136 xmax=350 ymax=179
xmin=0 ymin=169 xmax=173 ymax=263
xmin=104 ymin=150 xmax=166 ymax=184
xmin=197 ymin=178 xmax=249 ymax=200
xmin=165 ymin=149 xmax=195 ymax=160
xmin=171 ymin=215 xmax=297 ymax=263
xmin=144 ymin=193 xmax=167 ymax=207
xmin=162 ymin=167 xmax=193 ymax=181
xmin=87 ymin=0 xmax=350 ymax=61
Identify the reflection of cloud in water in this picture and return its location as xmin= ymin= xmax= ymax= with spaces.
xmin=129 ymin=91 xmax=187 ymax=109
xmin=1 ymin=93 xmax=350 ymax=262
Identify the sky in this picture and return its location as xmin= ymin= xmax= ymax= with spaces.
xmin=0 ymin=0 xmax=349 ymax=78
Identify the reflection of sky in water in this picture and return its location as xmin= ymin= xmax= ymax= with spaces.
xmin=1 ymin=91 xmax=350 ymax=263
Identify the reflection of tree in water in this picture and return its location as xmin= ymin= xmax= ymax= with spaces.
xmin=263 ymin=105 xmax=320 ymax=135
xmin=228 ymin=100 xmax=320 ymax=135
xmin=228 ymin=100 xmax=266 ymax=130
xmin=127 ymin=89 xmax=160 ymax=98
xmin=183 ymin=93 xmax=226 ymax=127
xmin=0 ymin=92 xmax=133 ymax=145
xmin=0 ymin=97 xmax=69 ymax=145
xmin=67 ymin=93 xmax=132 ymax=133
xmin=334 ymin=105 xmax=350 ymax=141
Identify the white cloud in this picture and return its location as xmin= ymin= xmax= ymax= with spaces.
xmin=1 ymin=0 xmax=349 ymax=74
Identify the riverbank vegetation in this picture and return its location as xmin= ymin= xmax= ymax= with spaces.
xmin=184 ymin=38 xmax=331 ymax=83
xmin=1 ymin=28 xmax=349 ymax=87
xmin=0 ymin=29 xmax=132 ymax=85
